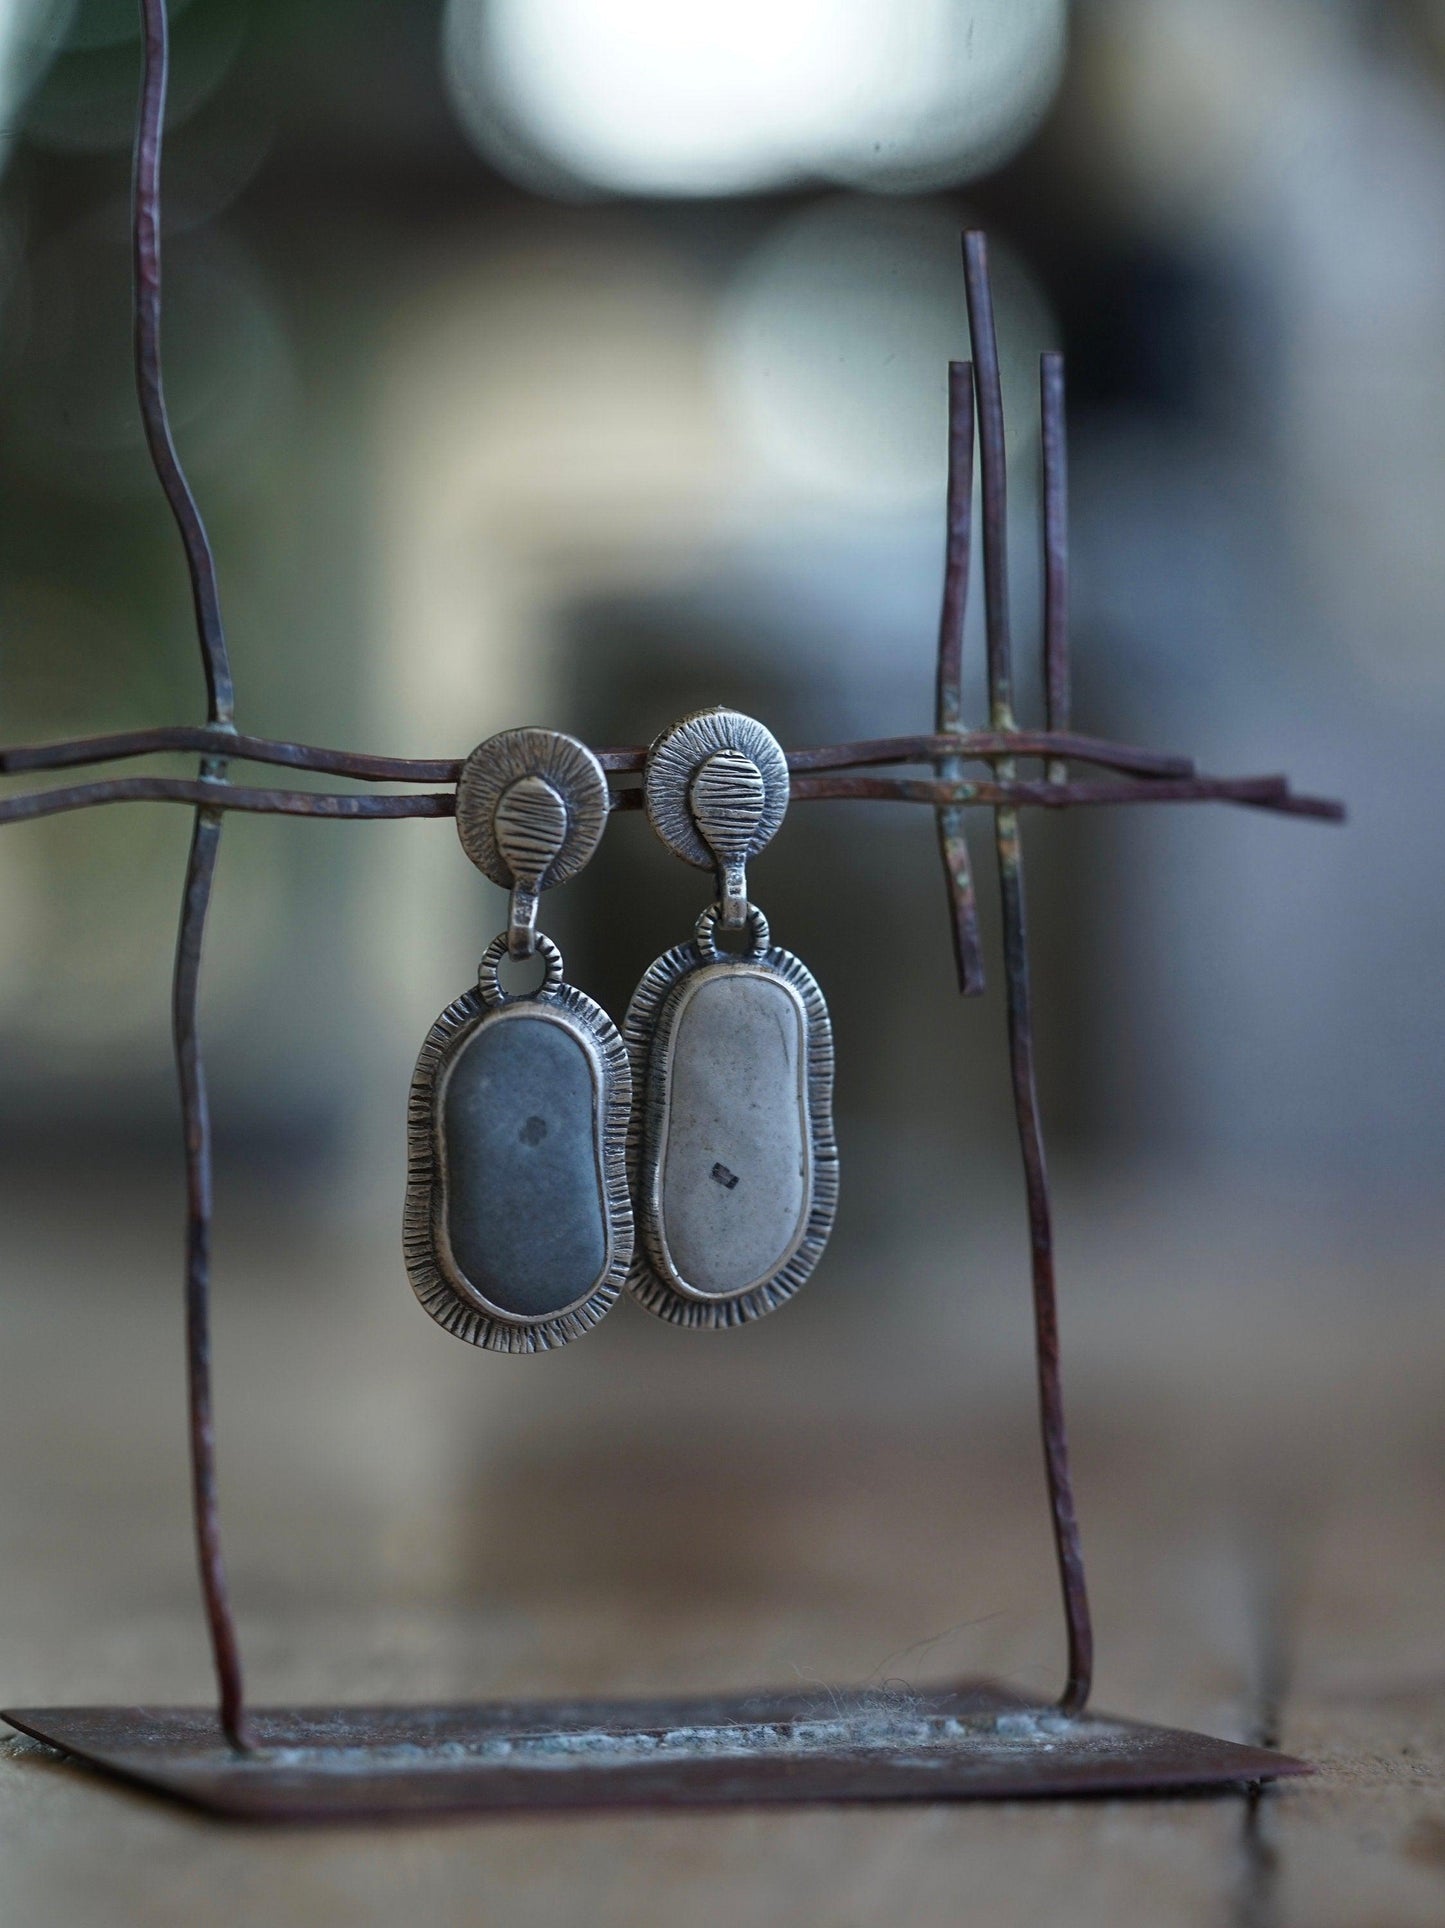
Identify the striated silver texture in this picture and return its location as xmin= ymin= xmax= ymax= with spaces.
xmin=644 ymin=710 xmax=788 ymax=873
xmin=406 ymin=936 xmax=633 ymax=1352
xmin=688 ymin=747 xmax=769 ymax=926
xmin=689 ymin=750 xmax=767 ymax=861
xmin=455 ymin=728 xmax=608 ymax=890
xmin=492 ymin=774 xmax=569 ymax=889
xmin=624 ymin=905 xmax=837 ymax=1328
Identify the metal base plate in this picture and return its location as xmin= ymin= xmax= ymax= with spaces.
xmin=2 ymin=1685 xmax=1308 ymax=1821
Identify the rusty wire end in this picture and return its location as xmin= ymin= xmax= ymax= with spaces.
xmin=1041 ymin=353 xmax=1070 ymax=785
xmin=962 ymin=231 xmax=1013 ymax=731
xmin=134 ymin=0 xmax=232 ymax=730
xmin=933 ymin=359 xmax=987 ymax=997
xmin=172 ymin=809 xmax=250 ymax=1753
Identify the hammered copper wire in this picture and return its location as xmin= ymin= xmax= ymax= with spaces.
xmin=0 ymin=767 xmax=1344 ymax=827
xmin=933 ymin=359 xmax=987 ymax=996
xmin=1041 ymin=353 xmax=1071 ymax=786
xmin=135 ymin=0 xmax=248 ymax=1752
xmin=963 ymin=228 xmax=1093 ymax=1713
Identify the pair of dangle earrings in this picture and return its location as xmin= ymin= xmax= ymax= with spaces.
xmin=404 ymin=709 xmax=838 ymax=1353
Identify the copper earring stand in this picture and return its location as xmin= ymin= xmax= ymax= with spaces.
xmin=0 ymin=2 xmax=1340 ymax=1819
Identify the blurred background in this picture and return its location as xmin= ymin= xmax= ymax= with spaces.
xmin=0 ymin=0 xmax=1441 ymax=1731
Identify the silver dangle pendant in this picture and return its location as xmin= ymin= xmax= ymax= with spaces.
xmin=625 ymin=709 xmax=838 ymax=1328
xmin=404 ymin=729 xmax=633 ymax=1353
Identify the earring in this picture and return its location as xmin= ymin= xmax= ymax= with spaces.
xmin=625 ymin=708 xmax=837 ymax=1327
xmin=404 ymin=728 xmax=633 ymax=1353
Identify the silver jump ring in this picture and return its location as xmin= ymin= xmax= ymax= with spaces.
xmin=695 ymin=901 xmax=770 ymax=961
xmin=478 ymin=931 xmax=564 ymax=1006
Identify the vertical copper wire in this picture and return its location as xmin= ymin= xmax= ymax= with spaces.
xmin=135 ymin=0 xmax=248 ymax=1750
xmin=963 ymin=236 xmax=1012 ymax=726
xmin=934 ymin=361 xmax=986 ymax=996
xmin=962 ymin=231 xmax=1093 ymax=1714
xmin=1041 ymin=353 xmax=1070 ymax=786
xmin=134 ymin=2 xmax=233 ymax=726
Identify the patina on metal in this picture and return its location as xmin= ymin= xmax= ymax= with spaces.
xmin=405 ymin=933 xmax=633 ymax=1352
xmin=405 ymin=734 xmax=631 ymax=1352
xmin=934 ymin=358 xmax=986 ymax=996
xmin=454 ymin=726 xmax=609 ymax=958
xmin=642 ymin=706 xmax=791 ymax=925
xmin=963 ymin=229 xmax=1093 ymax=1714
xmin=0 ymin=723 xmax=1204 ymax=786
xmin=627 ymin=714 xmax=838 ymax=1326
xmin=0 ymin=1689 xmax=1309 ymax=1821
xmin=0 ymin=764 xmax=1343 ymax=826
xmin=134 ymin=0 xmax=247 ymax=1756
xmin=0 ymin=0 xmax=1348 ymax=1813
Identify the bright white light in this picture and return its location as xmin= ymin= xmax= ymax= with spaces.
xmin=819 ymin=0 xmax=1067 ymax=193
xmin=443 ymin=0 xmax=1065 ymax=199
xmin=463 ymin=0 xmax=863 ymax=196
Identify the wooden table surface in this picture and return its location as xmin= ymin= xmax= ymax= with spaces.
xmin=2 ymin=1168 xmax=1441 ymax=1926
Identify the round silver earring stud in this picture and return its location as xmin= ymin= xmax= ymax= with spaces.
xmin=405 ymin=727 xmax=632 ymax=1353
xmin=644 ymin=706 xmax=789 ymax=929
xmin=626 ymin=708 xmax=837 ymax=1328
xmin=455 ymin=726 xmax=610 ymax=959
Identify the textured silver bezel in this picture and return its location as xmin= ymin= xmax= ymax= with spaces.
xmin=455 ymin=728 xmax=609 ymax=889
xmin=623 ymin=940 xmax=837 ymax=1328
xmin=644 ymin=709 xmax=789 ymax=871
xmin=405 ymin=981 xmax=633 ymax=1353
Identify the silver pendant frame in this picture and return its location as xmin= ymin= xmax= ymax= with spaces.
xmin=405 ymin=944 xmax=633 ymax=1354
xmin=624 ymin=919 xmax=838 ymax=1330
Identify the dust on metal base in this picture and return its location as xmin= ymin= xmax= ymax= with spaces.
xmin=2 ymin=1684 xmax=1308 ymax=1822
